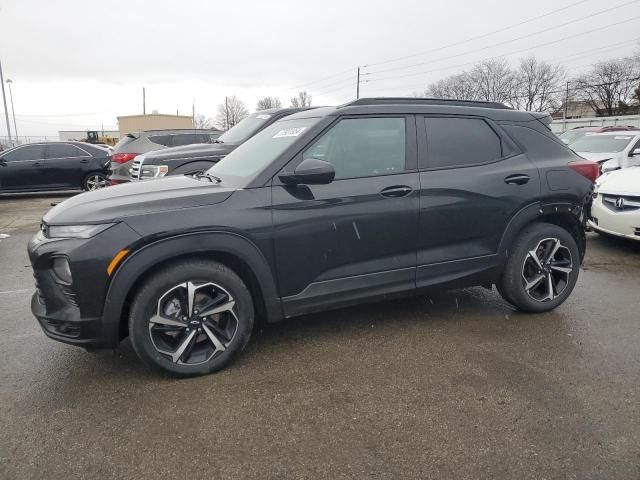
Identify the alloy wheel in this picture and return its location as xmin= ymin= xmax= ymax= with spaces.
xmin=86 ymin=175 xmax=107 ymax=190
xmin=521 ymin=237 xmax=573 ymax=302
xmin=148 ymin=281 xmax=239 ymax=365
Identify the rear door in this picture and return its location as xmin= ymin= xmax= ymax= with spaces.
xmin=44 ymin=143 xmax=93 ymax=188
xmin=416 ymin=115 xmax=540 ymax=287
xmin=272 ymin=115 xmax=420 ymax=316
xmin=0 ymin=144 xmax=47 ymax=191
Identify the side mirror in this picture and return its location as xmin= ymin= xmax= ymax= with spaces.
xmin=279 ymin=158 xmax=335 ymax=185
xmin=629 ymin=148 xmax=640 ymax=157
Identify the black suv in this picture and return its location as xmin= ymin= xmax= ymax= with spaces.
xmin=130 ymin=108 xmax=309 ymax=181
xmin=28 ymin=98 xmax=597 ymax=377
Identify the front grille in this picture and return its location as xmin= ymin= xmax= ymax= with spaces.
xmin=129 ymin=156 xmax=144 ymax=181
xmin=601 ymin=194 xmax=640 ymax=212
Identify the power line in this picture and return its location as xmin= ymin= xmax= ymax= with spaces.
xmin=363 ymin=16 xmax=640 ymax=87
xmin=291 ymin=67 xmax=354 ymax=91
xmin=364 ymin=0 xmax=639 ymax=78
xmin=363 ymin=0 xmax=594 ymax=69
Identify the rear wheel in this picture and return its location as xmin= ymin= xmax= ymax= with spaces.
xmin=497 ymin=222 xmax=580 ymax=313
xmin=82 ymin=172 xmax=108 ymax=191
xmin=128 ymin=259 xmax=254 ymax=377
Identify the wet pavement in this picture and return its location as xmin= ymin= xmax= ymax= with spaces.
xmin=1 ymin=195 xmax=639 ymax=479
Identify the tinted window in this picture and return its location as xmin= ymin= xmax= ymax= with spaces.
xmin=425 ymin=117 xmax=502 ymax=169
xmin=303 ymin=117 xmax=406 ymax=179
xmin=172 ymin=134 xmax=200 ymax=147
xmin=3 ymin=144 xmax=46 ymax=162
xmin=503 ymin=125 xmax=572 ymax=162
xmin=148 ymin=135 xmax=173 ymax=147
xmin=47 ymin=144 xmax=87 ymax=159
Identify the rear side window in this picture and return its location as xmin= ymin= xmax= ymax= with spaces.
xmin=424 ymin=117 xmax=502 ymax=169
xmin=46 ymin=144 xmax=88 ymax=159
xmin=148 ymin=135 xmax=174 ymax=147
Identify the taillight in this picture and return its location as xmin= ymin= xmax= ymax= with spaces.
xmin=111 ymin=153 xmax=136 ymax=164
xmin=568 ymin=159 xmax=599 ymax=183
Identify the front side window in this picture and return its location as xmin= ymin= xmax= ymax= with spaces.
xmin=424 ymin=117 xmax=502 ymax=169
xmin=3 ymin=144 xmax=46 ymax=162
xmin=303 ymin=117 xmax=406 ymax=180
xmin=46 ymin=144 xmax=87 ymax=159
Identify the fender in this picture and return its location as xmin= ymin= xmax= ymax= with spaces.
xmin=497 ymin=199 xmax=585 ymax=265
xmin=101 ymin=231 xmax=283 ymax=346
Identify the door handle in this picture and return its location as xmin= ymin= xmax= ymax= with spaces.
xmin=504 ymin=174 xmax=530 ymax=185
xmin=80 ymin=159 xmax=89 ymax=164
xmin=32 ymin=162 xmax=41 ymax=167
xmin=380 ymin=185 xmax=413 ymax=198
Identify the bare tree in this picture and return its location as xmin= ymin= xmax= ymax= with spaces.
xmin=290 ymin=91 xmax=312 ymax=108
xmin=510 ymin=56 xmax=565 ymax=112
xmin=215 ymin=96 xmax=249 ymax=130
xmin=193 ymin=113 xmax=215 ymax=129
xmin=425 ymin=72 xmax=478 ymax=100
xmin=256 ymin=96 xmax=283 ymax=110
xmin=573 ymin=58 xmax=639 ymax=116
xmin=469 ymin=59 xmax=515 ymax=104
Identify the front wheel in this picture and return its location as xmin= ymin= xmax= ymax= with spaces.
xmin=128 ymin=259 xmax=254 ymax=377
xmin=497 ymin=222 xmax=580 ymax=313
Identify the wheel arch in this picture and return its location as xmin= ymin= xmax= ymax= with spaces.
xmin=102 ymin=231 xmax=283 ymax=346
xmin=497 ymin=200 xmax=586 ymax=267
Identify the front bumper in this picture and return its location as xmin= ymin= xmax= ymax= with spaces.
xmin=28 ymin=223 xmax=141 ymax=349
xmin=589 ymin=195 xmax=640 ymax=241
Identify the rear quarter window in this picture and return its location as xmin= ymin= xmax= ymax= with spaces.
xmin=502 ymin=124 xmax=576 ymax=161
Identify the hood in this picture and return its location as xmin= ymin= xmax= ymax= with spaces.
xmin=596 ymin=167 xmax=640 ymax=195
xmin=143 ymin=142 xmax=234 ymax=164
xmin=43 ymin=175 xmax=236 ymax=224
xmin=575 ymin=151 xmax=622 ymax=163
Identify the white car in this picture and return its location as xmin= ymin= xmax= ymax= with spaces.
xmin=571 ymin=131 xmax=640 ymax=173
xmin=588 ymin=167 xmax=640 ymax=241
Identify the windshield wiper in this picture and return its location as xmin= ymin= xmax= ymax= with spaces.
xmin=191 ymin=172 xmax=222 ymax=183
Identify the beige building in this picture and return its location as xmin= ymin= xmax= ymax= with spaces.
xmin=117 ymin=113 xmax=194 ymax=137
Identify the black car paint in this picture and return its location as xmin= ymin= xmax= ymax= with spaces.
xmin=137 ymin=108 xmax=311 ymax=179
xmin=28 ymin=102 xmax=593 ymax=349
xmin=0 ymin=142 xmax=109 ymax=193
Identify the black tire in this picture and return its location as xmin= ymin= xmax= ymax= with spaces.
xmin=82 ymin=172 xmax=108 ymax=191
xmin=129 ymin=259 xmax=254 ymax=377
xmin=497 ymin=222 xmax=580 ymax=313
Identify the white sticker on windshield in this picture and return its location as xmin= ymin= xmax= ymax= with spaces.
xmin=614 ymin=136 xmax=631 ymax=140
xmin=256 ymin=114 xmax=272 ymax=120
xmin=273 ymin=127 xmax=307 ymax=138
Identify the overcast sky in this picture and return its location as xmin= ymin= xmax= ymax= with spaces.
xmin=0 ymin=0 xmax=638 ymax=137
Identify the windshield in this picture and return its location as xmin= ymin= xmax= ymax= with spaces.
xmin=208 ymin=117 xmax=320 ymax=182
xmin=570 ymin=134 xmax=635 ymax=153
xmin=558 ymin=130 xmax=587 ymax=145
xmin=217 ymin=113 xmax=274 ymax=144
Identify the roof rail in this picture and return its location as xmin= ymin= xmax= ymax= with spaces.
xmin=341 ymin=97 xmax=511 ymax=110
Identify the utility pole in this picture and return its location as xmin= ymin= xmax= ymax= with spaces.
xmin=142 ymin=87 xmax=146 ymax=115
xmin=0 ymin=60 xmax=12 ymax=145
xmin=356 ymin=67 xmax=360 ymax=99
xmin=6 ymin=79 xmax=17 ymax=138
xmin=225 ymin=96 xmax=229 ymax=130
xmin=563 ymin=81 xmax=570 ymax=121
xmin=192 ymin=102 xmax=195 ymax=128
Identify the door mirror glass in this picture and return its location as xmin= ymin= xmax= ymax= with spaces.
xmin=279 ymin=158 xmax=335 ymax=185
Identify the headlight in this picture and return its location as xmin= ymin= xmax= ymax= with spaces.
xmin=140 ymin=165 xmax=169 ymax=179
xmin=47 ymin=224 xmax=114 ymax=239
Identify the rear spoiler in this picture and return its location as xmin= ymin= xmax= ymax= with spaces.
xmin=530 ymin=112 xmax=552 ymax=130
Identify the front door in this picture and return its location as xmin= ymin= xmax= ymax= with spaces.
xmin=0 ymin=144 xmax=47 ymax=191
xmin=272 ymin=115 xmax=420 ymax=317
